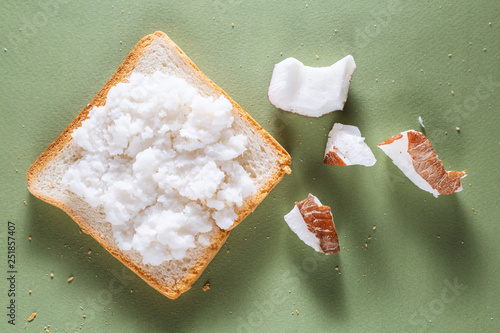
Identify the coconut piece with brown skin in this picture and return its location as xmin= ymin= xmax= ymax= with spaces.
xmin=284 ymin=194 xmax=339 ymax=254
xmin=378 ymin=130 xmax=466 ymax=197
xmin=324 ymin=123 xmax=376 ymax=167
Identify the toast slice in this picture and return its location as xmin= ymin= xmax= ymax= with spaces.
xmin=26 ymin=31 xmax=291 ymax=299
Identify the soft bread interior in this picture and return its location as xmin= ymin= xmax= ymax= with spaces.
xmin=27 ymin=32 xmax=291 ymax=299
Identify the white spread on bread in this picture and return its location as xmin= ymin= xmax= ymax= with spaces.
xmin=62 ymin=71 xmax=255 ymax=265
xmin=268 ymin=55 xmax=356 ymax=117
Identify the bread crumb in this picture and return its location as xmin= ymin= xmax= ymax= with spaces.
xmin=83 ymin=315 xmax=87 ymax=319
xmin=29 ymin=289 xmax=32 ymax=294
xmin=456 ymin=126 xmax=460 ymax=132
xmin=451 ymin=90 xmax=454 ymax=95
xmin=231 ymin=22 xmax=234 ymax=28
xmin=88 ymin=249 xmax=92 ymax=255
xmin=335 ymin=266 xmax=339 ymax=271
xmin=68 ymin=276 xmax=74 ymax=283
xmin=448 ymin=53 xmax=452 ymax=57
xmin=28 ymin=312 xmax=36 ymax=322
xmin=203 ymin=282 xmax=210 ymax=291
xmin=50 ymin=273 xmax=54 ymax=279
xmin=23 ymin=199 xmax=28 ymax=206
xmin=484 ymin=48 xmax=487 ymax=52
xmin=489 ymin=22 xmax=492 ymax=26
xmin=296 ymin=309 xmax=299 ymax=315
xmin=373 ymin=226 xmax=376 ymax=230
xmin=28 ymin=236 xmax=32 ymax=241
xmin=315 ymin=55 xmax=319 ymax=59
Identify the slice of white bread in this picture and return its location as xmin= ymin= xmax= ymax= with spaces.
xmin=26 ymin=31 xmax=291 ymax=299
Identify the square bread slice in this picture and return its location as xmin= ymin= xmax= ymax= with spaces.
xmin=26 ymin=31 xmax=291 ymax=299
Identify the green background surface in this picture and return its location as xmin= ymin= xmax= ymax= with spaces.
xmin=1 ymin=0 xmax=499 ymax=332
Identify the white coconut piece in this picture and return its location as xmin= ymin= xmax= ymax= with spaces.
xmin=418 ymin=116 xmax=425 ymax=128
xmin=378 ymin=131 xmax=438 ymax=196
xmin=324 ymin=123 xmax=376 ymax=166
xmin=378 ymin=130 xmax=466 ymax=197
xmin=268 ymin=55 xmax=356 ymax=117
xmin=284 ymin=194 xmax=339 ymax=254
xmin=284 ymin=195 xmax=323 ymax=253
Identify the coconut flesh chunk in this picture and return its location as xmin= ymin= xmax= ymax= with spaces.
xmin=418 ymin=116 xmax=425 ymax=128
xmin=284 ymin=194 xmax=339 ymax=254
xmin=324 ymin=123 xmax=376 ymax=166
xmin=268 ymin=55 xmax=356 ymax=117
xmin=378 ymin=130 xmax=467 ymax=197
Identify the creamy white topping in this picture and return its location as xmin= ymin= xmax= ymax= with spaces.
xmin=63 ymin=71 xmax=255 ymax=265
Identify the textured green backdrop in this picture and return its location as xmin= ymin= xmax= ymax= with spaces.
xmin=1 ymin=0 xmax=499 ymax=332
